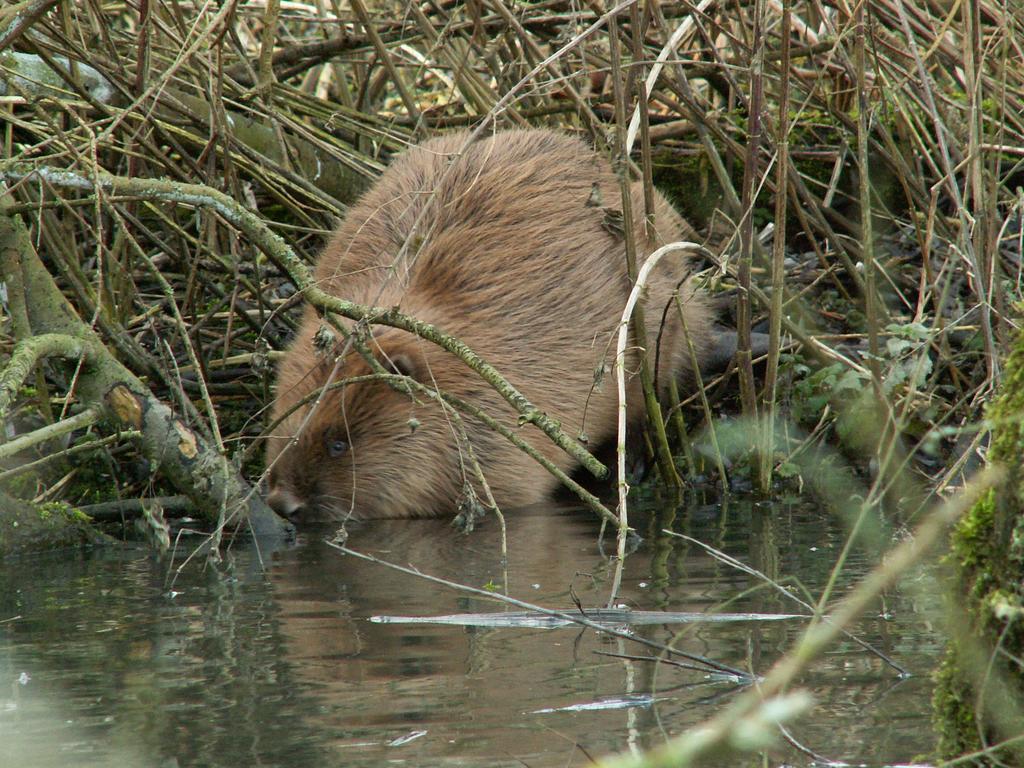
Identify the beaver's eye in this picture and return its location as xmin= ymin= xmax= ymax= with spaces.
xmin=326 ymin=438 xmax=349 ymax=458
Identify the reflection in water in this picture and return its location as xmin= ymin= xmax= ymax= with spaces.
xmin=0 ymin=496 xmax=942 ymax=767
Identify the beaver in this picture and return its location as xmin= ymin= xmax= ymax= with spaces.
xmin=265 ymin=129 xmax=713 ymax=522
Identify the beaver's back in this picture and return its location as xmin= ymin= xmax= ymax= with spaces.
xmin=316 ymin=129 xmax=703 ymax=351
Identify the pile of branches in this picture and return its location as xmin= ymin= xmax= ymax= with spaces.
xmin=0 ymin=0 xmax=1020 ymax=530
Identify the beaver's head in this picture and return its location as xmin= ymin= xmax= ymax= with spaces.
xmin=265 ymin=325 xmax=464 ymax=521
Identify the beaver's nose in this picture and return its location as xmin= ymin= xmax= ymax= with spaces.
xmin=267 ymin=488 xmax=305 ymax=520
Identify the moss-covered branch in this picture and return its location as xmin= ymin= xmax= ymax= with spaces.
xmin=0 ymin=332 xmax=87 ymax=418
xmin=0 ymin=0 xmax=60 ymax=52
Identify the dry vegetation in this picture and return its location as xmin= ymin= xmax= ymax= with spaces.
xmin=0 ymin=0 xmax=1021 ymax=524
xmin=1 ymin=1 xmax=1024 ymax=763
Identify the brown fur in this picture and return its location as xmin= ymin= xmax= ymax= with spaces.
xmin=265 ymin=129 xmax=713 ymax=521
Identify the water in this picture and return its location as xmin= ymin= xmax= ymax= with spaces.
xmin=0 ymin=495 xmax=944 ymax=767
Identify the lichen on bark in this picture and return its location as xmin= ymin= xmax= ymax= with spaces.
xmin=933 ymin=328 xmax=1024 ymax=764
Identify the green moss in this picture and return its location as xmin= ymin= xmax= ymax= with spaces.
xmin=949 ymin=488 xmax=995 ymax=571
xmin=987 ymin=375 xmax=1024 ymax=464
xmin=934 ymin=328 xmax=1024 ymax=764
xmin=933 ymin=646 xmax=984 ymax=759
xmin=35 ymin=500 xmax=89 ymax=523
xmin=36 ymin=501 xmax=57 ymax=520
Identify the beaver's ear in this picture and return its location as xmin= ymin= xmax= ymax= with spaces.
xmin=383 ymin=351 xmax=417 ymax=380
xmin=370 ymin=325 xmax=420 ymax=380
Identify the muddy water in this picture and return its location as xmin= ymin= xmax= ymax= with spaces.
xmin=0 ymin=495 xmax=943 ymax=767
